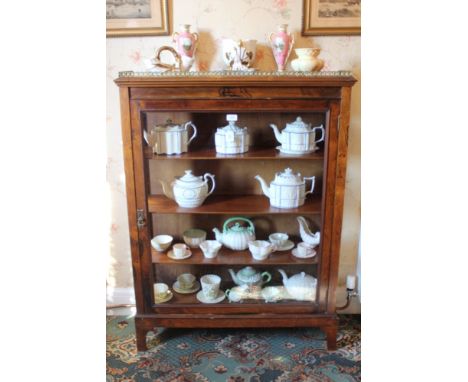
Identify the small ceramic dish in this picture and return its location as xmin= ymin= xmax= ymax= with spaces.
xmin=154 ymin=290 xmax=173 ymax=303
xmin=183 ymin=229 xmax=207 ymax=248
xmin=151 ymin=235 xmax=173 ymax=252
xmin=261 ymin=286 xmax=282 ymax=303
xmin=196 ymin=290 xmax=226 ymax=304
xmin=167 ymin=249 xmax=192 ymax=260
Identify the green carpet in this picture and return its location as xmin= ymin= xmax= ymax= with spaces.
xmin=107 ymin=314 xmax=360 ymax=381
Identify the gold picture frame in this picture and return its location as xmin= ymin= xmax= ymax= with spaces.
xmin=106 ymin=0 xmax=170 ymax=37
xmin=303 ymin=0 xmax=361 ymax=36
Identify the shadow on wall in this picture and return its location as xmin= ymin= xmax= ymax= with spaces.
xmin=196 ymin=30 xmax=217 ymax=71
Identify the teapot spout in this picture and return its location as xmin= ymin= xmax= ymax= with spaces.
xmin=269 ymin=123 xmax=283 ymax=144
xmin=278 ymin=269 xmax=288 ymax=284
xmin=255 ymin=175 xmax=270 ymax=198
xmin=228 ymin=269 xmax=238 ymax=285
xmin=212 ymin=228 xmax=222 ymax=243
xmin=159 ymin=180 xmax=174 ymax=201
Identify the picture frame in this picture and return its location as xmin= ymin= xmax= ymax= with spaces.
xmin=302 ymin=0 xmax=361 ymax=36
xmin=106 ymin=0 xmax=170 ymax=37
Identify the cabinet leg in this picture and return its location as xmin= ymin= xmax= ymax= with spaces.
xmin=322 ymin=324 xmax=338 ymax=351
xmin=135 ymin=325 xmax=148 ymax=351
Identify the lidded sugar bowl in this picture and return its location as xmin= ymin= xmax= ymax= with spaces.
xmin=159 ymin=170 xmax=215 ymax=208
xmin=215 ymin=114 xmax=250 ymax=154
xmin=270 ymin=116 xmax=324 ymax=154
xmin=255 ymin=168 xmax=315 ymax=209
xmin=144 ymin=119 xmax=197 ymax=155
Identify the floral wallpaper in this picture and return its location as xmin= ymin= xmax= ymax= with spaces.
xmin=106 ymin=0 xmax=361 ymax=307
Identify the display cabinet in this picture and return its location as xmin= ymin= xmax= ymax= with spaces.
xmin=115 ymin=71 xmax=356 ymax=350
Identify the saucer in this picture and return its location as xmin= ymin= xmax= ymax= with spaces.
xmin=167 ymin=249 xmax=192 ymax=260
xmin=196 ymin=290 xmax=226 ymax=304
xmin=276 ymin=146 xmax=318 ymax=155
xmin=292 ymin=248 xmax=317 ymax=259
xmin=272 ymin=240 xmax=295 ymax=251
xmin=154 ymin=290 xmax=173 ymax=303
xmin=173 ymin=280 xmax=200 ymax=294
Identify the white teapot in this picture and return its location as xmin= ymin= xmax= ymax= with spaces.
xmin=278 ymin=269 xmax=317 ymax=301
xmin=255 ymin=168 xmax=315 ymax=209
xmin=159 ymin=170 xmax=215 ymax=208
xmin=270 ymin=117 xmax=324 ymax=154
xmin=144 ymin=119 xmax=197 ymax=155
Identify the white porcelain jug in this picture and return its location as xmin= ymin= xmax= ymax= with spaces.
xmin=160 ymin=170 xmax=215 ymax=208
xmin=144 ymin=119 xmax=197 ymax=155
xmin=255 ymin=168 xmax=315 ymax=209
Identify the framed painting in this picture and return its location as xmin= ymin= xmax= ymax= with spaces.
xmin=106 ymin=0 xmax=170 ymax=37
xmin=303 ymin=0 xmax=361 ymax=36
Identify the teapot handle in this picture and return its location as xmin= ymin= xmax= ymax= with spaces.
xmin=304 ymin=176 xmax=316 ymax=196
xmin=261 ymin=272 xmax=272 ymax=285
xmin=222 ymin=217 xmax=255 ymax=234
xmin=203 ymin=173 xmax=216 ymax=196
xmin=185 ymin=121 xmax=198 ymax=145
xmin=312 ymin=124 xmax=325 ymax=144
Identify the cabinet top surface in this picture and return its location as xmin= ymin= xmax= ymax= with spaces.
xmin=114 ymin=70 xmax=356 ymax=87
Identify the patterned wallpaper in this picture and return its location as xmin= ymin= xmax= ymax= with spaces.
xmin=106 ymin=0 xmax=361 ymax=295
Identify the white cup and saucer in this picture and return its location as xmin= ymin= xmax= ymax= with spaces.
xmin=268 ymin=233 xmax=294 ymax=251
xmin=292 ymin=242 xmax=317 ymax=259
xmin=153 ymin=282 xmax=173 ymax=303
xmin=196 ymin=274 xmax=225 ymax=303
xmin=167 ymin=243 xmax=192 ymax=260
xmin=173 ymin=273 xmax=200 ymax=294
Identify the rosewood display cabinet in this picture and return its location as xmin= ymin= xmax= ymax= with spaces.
xmin=115 ymin=71 xmax=356 ymax=351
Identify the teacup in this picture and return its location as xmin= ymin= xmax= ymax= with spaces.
xmin=151 ymin=234 xmax=173 ymax=252
xmin=173 ymin=243 xmax=188 ymax=258
xmin=248 ymin=240 xmax=276 ymax=260
xmin=269 ymin=233 xmax=288 ymax=248
xmin=177 ymin=273 xmax=196 ymax=290
xmin=296 ymin=242 xmax=314 ymax=258
xmin=183 ymin=229 xmax=207 ymax=248
xmin=200 ymin=274 xmax=221 ymax=300
xmin=153 ymin=283 xmax=169 ymax=300
xmin=200 ymin=240 xmax=222 ymax=258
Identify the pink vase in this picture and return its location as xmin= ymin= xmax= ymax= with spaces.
xmin=172 ymin=24 xmax=199 ymax=71
xmin=269 ymin=24 xmax=294 ymax=72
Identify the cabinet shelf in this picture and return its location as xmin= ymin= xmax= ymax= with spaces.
xmin=148 ymin=194 xmax=322 ymax=215
xmin=152 ymin=247 xmax=319 ymax=265
xmin=144 ymin=146 xmax=324 ymax=160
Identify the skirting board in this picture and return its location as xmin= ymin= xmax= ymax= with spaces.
xmin=107 ymin=287 xmax=136 ymax=316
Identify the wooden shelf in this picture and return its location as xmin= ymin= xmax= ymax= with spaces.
xmin=148 ymin=194 xmax=321 ymax=215
xmin=152 ymin=247 xmax=319 ymax=265
xmin=152 ymin=292 xmax=317 ymax=314
xmin=144 ymin=146 xmax=324 ymax=160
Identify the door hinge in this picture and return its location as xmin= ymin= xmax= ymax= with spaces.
xmin=136 ymin=209 xmax=146 ymax=230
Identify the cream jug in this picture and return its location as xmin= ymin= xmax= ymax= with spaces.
xmin=144 ymin=119 xmax=197 ymax=155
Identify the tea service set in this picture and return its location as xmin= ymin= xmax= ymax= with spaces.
xmin=151 ymin=215 xmax=320 ymax=264
xmin=146 ymin=24 xmax=324 ymax=73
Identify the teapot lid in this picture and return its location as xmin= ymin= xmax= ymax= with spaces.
xmin=273 ymin=168 xmax=304 ymax=185
xmin=175 ymin=170 xmax=204 ymax=185
xmin=289 ymin=272 xmax=317 ymax=284
xmin=154 ymin=119 xmax=184 ymax=131
xmin=217 ymin=114 xmax=248 ymax=135
xmin=239 ymin=266 xmax=256 ymax=277
xmin=284 ymin=117 xmax=312 ymax=132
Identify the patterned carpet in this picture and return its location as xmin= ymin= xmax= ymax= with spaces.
xmin=106 ymin=315 xmax=360 ymax=382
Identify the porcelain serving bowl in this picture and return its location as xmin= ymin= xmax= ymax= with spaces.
xmin=183 ymin=229 xmax=207 ymax=248
xmin=151 ymin=235 xmax=174 ymax=252
xmin=199 ymin=240 xmax=222 ymax=258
